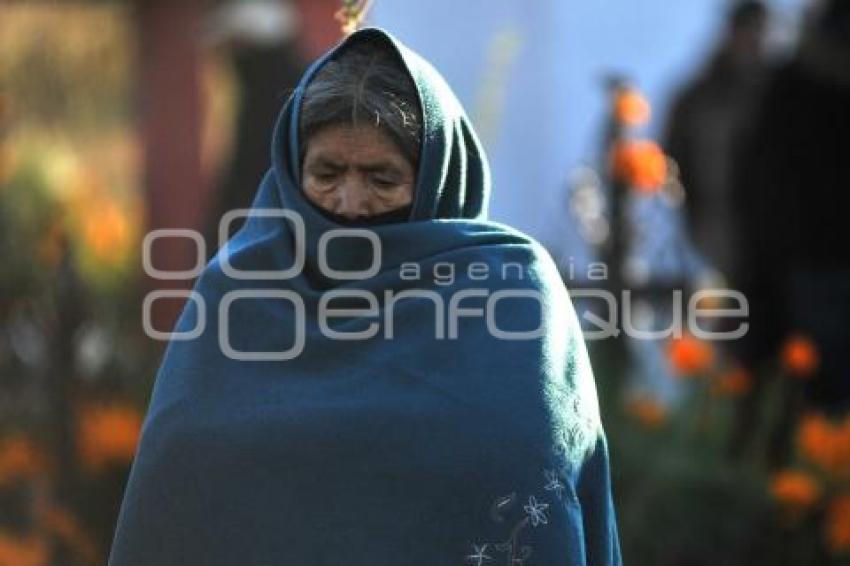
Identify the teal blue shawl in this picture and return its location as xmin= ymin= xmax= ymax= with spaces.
xmin=110 ymin=28 xmax=620 ymax=565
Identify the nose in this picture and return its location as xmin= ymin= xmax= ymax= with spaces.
xmin=333 ymin=178 xmax=371 ymax=219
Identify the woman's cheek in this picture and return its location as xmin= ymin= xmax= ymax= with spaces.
xmin=390 ymin=185 xmax=414 ymax=206
xmin=307 ymin=179 xmax=334 ymax=196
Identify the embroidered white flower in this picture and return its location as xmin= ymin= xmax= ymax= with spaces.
xmin=465 ymin=543 xmax=492 ymax=565
xmin=543 ymin=469 xmax=566 ymax=499
xmin=523 ymin=495 xmax=549 ymax=527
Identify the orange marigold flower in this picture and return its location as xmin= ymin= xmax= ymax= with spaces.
xmin=0 ymin=437 xmax=45 ymax=487
xmin=711 ymin=365 xmax=753 ymax=397
xmin=667 ymin=334 xmax=715 ymax=377
xmin=826 ymin=494 xmax=850 ymax=554
xmin=614 ymin=88 xmax=651 ymax=127
xmin=82 ymin=198 xmax=131 ymax=265
xmin=770 ymin=469 xmax=821 ymax=508
xmin=624 ymin=397 xmax=667 ymax=430
xmin=799 ymin=414 xmax=835 ymax=467
xmin=781 ymin=334 xmax=819 ymax=378
xmin=77 ymin=403 xmax=142 ymax=473
xmin=0 ymin=532 xmax=48 ymax=566
xmin=798 ymin=414 xmax=850 ymax=479
xmin=611 ymin=140 xmax=668 ymax=192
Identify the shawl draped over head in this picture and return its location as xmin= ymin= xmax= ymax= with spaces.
xmin=110 ymin=28 xmax=620 ymax=566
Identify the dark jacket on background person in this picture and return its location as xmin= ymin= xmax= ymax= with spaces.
xmin=735 ymin=17 xmax=850 ymax=410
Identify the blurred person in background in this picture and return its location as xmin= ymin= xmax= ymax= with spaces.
xmin=109 ymin=28 xmax=620 ymax=565
xmin=203 ymin=0 xmax=306 ymax=252
xmin=664 ymin=0 xmax=769 ymax=285
xmin=732 ymin=0 xmax=850 ymax=461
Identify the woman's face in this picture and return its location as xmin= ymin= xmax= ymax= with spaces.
xmin=302 ymin=124 xmax=416 ymax=220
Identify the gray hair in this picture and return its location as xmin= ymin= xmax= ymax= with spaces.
xmin=298 ymin=41 xmax=422 ymax=167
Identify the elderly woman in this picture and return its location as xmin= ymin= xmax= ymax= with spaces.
xmin=110 ymin=29 xmax=620 ymax=565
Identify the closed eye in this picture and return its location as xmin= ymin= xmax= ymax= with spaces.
xmin=315 ymin=172 xmax=339 ymax=182
xmin=373 ymin=178 xmax=399 ymax=190
xmin=306 ymin=160 xmax=345 ymax=182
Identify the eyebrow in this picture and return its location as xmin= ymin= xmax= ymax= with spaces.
xmin=359 ymin=162 xmax=404 ymax=175
xmin=308 ymin=157 xmax=345 ymax=170
xmin=308 ymin=156 xmax=405 ymax=176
